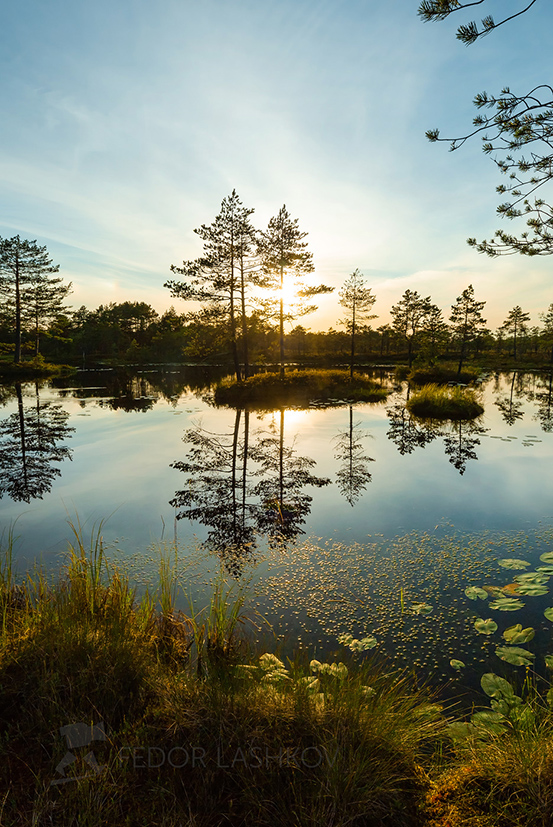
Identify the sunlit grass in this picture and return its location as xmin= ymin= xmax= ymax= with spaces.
xmin=407 ymin=383 xmax=484 ymax=420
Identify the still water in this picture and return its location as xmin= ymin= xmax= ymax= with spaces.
xmin=1 ymin=366 xmax=553 ymax=690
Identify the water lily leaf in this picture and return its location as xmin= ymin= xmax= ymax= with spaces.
xmin=516 ymin=584 xmax=549 ymax=596
xmin=537 ymin=566 xmax=553 ymax=575
xmin=489 ymin=597 xmax=525 ymax=611
xmin=411 ymin=602 xmax=433 ymax=616
xmin=498 ymin=558 xmax=530 ymax=570
xmin=465 ymin=586 xmax=488 ymax=600
xmin=514 ymin=572 xmax=549 ymax=584
xmin=544 ymin=655 xmax=553 ymax=669
xmin=502 ymin=624 xmax=535 ymax=645
xmin=495 ymin=646 xmax=535 ymax=666
xmin=474 ymin=618 xmax=498 ymax=635
xmin=447 ymin=722 xmax=479 ymax=740
xmin=471 ymin=710 xmax=505 ymax=733
xmin=481 ymin=672 xmax=515 ymax=699
xmin=544 ymin=608 xmax=553 ymax=622
xmin=337 ymin=633 xmax=353 ymax=645
xmin=540 ymin=552 xmax=553 ymax=564
xmin=450 ymin=659 xmax=465 ymax=670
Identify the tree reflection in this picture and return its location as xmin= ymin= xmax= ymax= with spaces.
xmin=533 ymin=372 xmax=553 ymax=432
xmin=170 ymin=407 xmax=331 ymax=571
xmin=333 ymin=406 xmax=374 ymax=506
xmin=443 ymin=420 xmax=487 ymax=475
xmin=0 ymin=382 xmax=74 ymax=502
xmin=249 ymin=409 xmax=331 ymax=546
xmin=494 ymin=371 xmax=525 ymax=425
xmin=386 ymin=401 xmax=440 ymax=455
xmin=170 ymin=409 xmax=256 ymax=575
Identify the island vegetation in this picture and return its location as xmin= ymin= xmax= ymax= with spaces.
xmin=406 ymin=384 xmax=485 ymax=421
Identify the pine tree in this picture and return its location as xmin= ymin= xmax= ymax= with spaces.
xmin=258 ymin=205 xmax=332 ymax=377
xmin=500 ymin=306 xmax=531 ymax=360
xmin=0 ymin=236 xmax=60 ymax=362
xmin=449 ymin=284 xmax=487 ymax=374
xmin=166 ymin=190 xmax=257 ymax=381
xmin=22 ymin=272 xmax=73 ymax=356
xmin=390 ymin=289 xmax=432 ymax=367
xmin=338 ymin=269 xmax=377 ymax=378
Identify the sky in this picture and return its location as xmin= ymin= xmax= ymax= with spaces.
xmin=1 ymin=0 xmax=551 ymax=330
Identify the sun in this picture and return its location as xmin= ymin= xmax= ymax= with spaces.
xmin=277 ymin=281 xmax=300 ymax=310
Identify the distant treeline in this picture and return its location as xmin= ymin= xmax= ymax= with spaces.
xmin=1 ymin=296 xmax=552 ymax=367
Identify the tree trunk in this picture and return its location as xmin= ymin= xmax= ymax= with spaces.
xmin=14 ymin=255 xmax=21 ymax=363
xmin=279 ymin=264 xmax=285 ymax=379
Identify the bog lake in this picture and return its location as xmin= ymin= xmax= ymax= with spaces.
xmin=1 ymin=365 xmax=553 ymax=700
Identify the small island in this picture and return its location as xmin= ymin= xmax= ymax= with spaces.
xmin=406 ymin=383 xmax=484 ymax=420
xmin=214 ymin=368 xmax=389 ymax=408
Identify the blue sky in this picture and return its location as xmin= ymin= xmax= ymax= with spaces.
xmin=1 ymin=0 xmax=551 ymax=328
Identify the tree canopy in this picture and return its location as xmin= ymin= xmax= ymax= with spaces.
xmin=419 ymin=0 xmax=552 ymax=257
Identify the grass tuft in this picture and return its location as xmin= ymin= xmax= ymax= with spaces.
xmin=406 ymin=384 xmax=484 ymax=420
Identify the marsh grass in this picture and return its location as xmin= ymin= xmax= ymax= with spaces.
xmin=4 ymin=524 xmax=553 ymax=826
xmin=426 ymin=691 xmax=553 ymax=827
xmin=406 ymin=384 xmax=484 ymax=420
xmin=408 ymin=366 xmax=480 ymax=386
xmin=0 ymin=524 xmax=450 ymax=827
xmin=214 ymin=368 xmax=389 ymax=408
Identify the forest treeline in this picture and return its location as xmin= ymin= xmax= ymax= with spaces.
xmin=1 ymin=192 xmax=553 ymax=372
xmin=1 ymin=292 xmax=552 ymax=370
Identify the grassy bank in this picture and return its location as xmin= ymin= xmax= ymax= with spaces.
xmin=0 ymin=355 xmax=77 ymax=379
xmin=214 ymin=369 xmax=389 ymax=408
xmin=2 ymin=528 xmax=553 ymax=826
xmin=407 ymin=366 xmax=481 ymax=386
xmin=406 ymin=384 xmax=484 ymax=420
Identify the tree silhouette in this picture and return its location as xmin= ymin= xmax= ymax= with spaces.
xmin=338 ymin=270 xmax=377 ymax=378
xmin=386 ymin=399 xmax=441 ymax=455
xmin=258 ymin=206 xmax=332 ymax=377
xmin=449 ymin=285 xmax=487 ymax=374
xmin=443 ymin=419 xmax=486 ymax=475
xmin=0 ymin=236 xmax=61 ymax=362
xmin=333 ymin=406 xmax=374 ymax=506
xmin=249 ymin=409 xmax=331 ymax=546
xmin=420 ymin=2 xmax=551 ymax=257
xmin=170 ymin=410 xmax=257 ymax=576
xmin=0 ymin=383 xmax=74 ymax=502
xmin=494 ymin=372 xmax=525 ymax=426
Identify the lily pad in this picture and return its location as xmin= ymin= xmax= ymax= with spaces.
xmin=411 ymin=602 xmax=433 ymax=616
xmin=495 ymin=646 xmax=535 ymax=666
xmin=544 ymin=655 xmax=553 ymax=669
xmin=540 ymin=552 xmax=553 ymax=564
xmin=502 ymin=624 xmax=535 ymax=645
xmin=481 ymin=672 xmax=515 ymax=699
xmin=516 ymin=584 xmax=549 ymax=596
xmin=514 ymin=572 xmax=549 ymax=584
xmin=447 ymin=722 xmax=479 ymax=740
xmin=544 ymin=608 xmax=553 ymax=622
xmin=450 ymin=659 xmax=465 ymax=671
xmin=489 ymin=597 xmax=525 ymax=611
xmin=498 ymin=558 xmax=531 ymax=570
xmin=537 ymin=566 xmax=553 ymax=575
xmin=465 ymin=586 xmax=488 ymax=600
xmin=470 ymin=710 xmax=505 ymax=733
xmin=474 ymin=618 xmax=498 ymax=635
